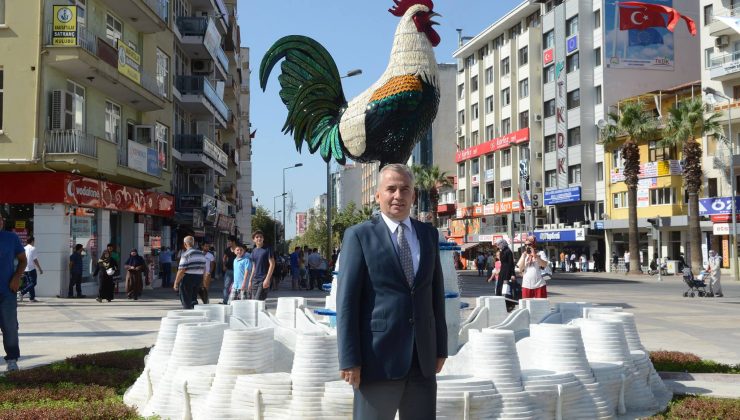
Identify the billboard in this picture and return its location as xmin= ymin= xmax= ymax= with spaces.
xmin=544 ymin=187 xmax=581 ymax=205
xmin=52 ymin=5 xmax=77 ymax=46
xmin=604 ymin=0 xmax=674 ymax=71
xmin=296 ymin=212 xmax=307 ymax=236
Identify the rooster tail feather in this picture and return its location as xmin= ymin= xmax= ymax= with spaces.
xmin=259 ymin=35 xmax=348 ymax=164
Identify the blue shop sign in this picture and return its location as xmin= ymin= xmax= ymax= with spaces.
xmin=147 ymin=147 xmax=161 ymax=177
xmin=544 ymin=186 xmax=581 ymax=205
xmin=534 ymin=228 xmax=587 ymax=242
xmin=594 ymin=221 xmax=604 ymax=230
xmin=567 ymin=35 xmax=578 ymax=54
xmin=699 ymin=196 xmax=740 ymax=216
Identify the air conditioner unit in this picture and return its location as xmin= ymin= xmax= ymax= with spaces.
xmin=49 ymin=90 xmax=67 ymax=131
xmin=534 ymin=114 xmax=543 ymax=122
xmin=192 ymin=59 xmax=214 ymax=74
xmin=716 ymin=35 xmax=730 ymax=48
xmin=533 ymin=180 xmax=542 ymax=190
xmin=557 ymin=223 xmax=566 ymax=229
xmin=535 ymin=152 xmax=543 ymax=159
xmin=573 ymin=221 xmax=582 ymax=228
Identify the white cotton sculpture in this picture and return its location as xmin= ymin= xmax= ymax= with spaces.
xmin=439 ymin=239 xmax=462 ymax=356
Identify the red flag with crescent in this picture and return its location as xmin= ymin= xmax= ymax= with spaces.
xmin=618 ymin=2 xmax=697 ymax=36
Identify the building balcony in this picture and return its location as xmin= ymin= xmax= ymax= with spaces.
xmin=175 ymin=76 xmax=230 ymax=127
xmin=96 ymin=0 xmax=168 ymax=33
xmin=190 ymin=0 xmax=228 ymax=32
xmin=44 ymin=26 xmax=166 ymax=112
xmin=709 ymin=51 xmax=740 ymax=81
xmin=174 ymin=134 xmax=228 ymax=176
xmin=709 ymin=8 xmax=740 ymax=37
xmin=175 ymin=16 xmax=228 ymax=79
xmin=177 ymin=192 xmax=216 ymax=210
xmin=45 ymin=129 xmax=97 ymax=158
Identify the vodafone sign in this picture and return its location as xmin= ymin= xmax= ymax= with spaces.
xmin=456 ymin=128 xmax=529 ymax=162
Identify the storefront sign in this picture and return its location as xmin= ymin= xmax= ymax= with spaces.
xmin=65 ymin=177 xmax=102 ymax=207
xmin=117 ymin=40 xmax=141 ymax=84
xmin=712 ymin=223 xmax=740 ymax=235
xmin=611 ymin=160 xmax=682 ymax=183
xmin=555 ymin=5 xmax=568 ymax=189
xmin=147 ymin=147 xmax=161 ymax=177
xmin=216 ymin=214 xmax=235 ymax=233
xmin=485 ymin=169 xmax=494 ymax=182
xmin=456 ymin=128 xmax=529 ymax=162
xmin=128 ymin=141 xmax=149 ymax=174
xmin=534 ymin=228 xmax=587 ymax=242
xmin=483 ymin=204 xmax=496 ymax=215
xmin=544 ymin=186 xmax=581 ymax=205
xmin=492 ymin=200 xmax=521 ymax=215
xmin=52 ymin=5 xmax=77 ymax=46
xmin=699 ymin=196 xmax=740 ymax=216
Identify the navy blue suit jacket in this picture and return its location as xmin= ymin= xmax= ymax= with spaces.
xmin=337 ymin=215 xmax=447 ymax=382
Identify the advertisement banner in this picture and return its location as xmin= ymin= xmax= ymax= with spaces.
xmin=296 ymin=212 xmax=307 ymax=236
xmin=604 ymin=0 xmax=674 ymax=71
xmin=534 ymin=228 xmax=587 ymax=242
xmin=699 ymin=196 xmax=740 ymax=216
xmin=147 ymin=147 xmax=161 ymax=177
xmin=544 ymin=187 xmax=581 ymax=205
xmin=128 ymin=141 xmax=149 ymax=174
xmin=65 ymin=177 xmax=101 ymax=207
xmin=456 ymin=128 xmax=529 ymax=162
xmin=117 ymin=39 xmax=141 ymax=84
xmin=611 ymin=160 xmax=682 ymax=182
xmin=637 ymin=187 xmax=650 ymax=207
xmin=554 ymin=5 xmax=568 ymax=188
xmin=52 ymin=5 xmax=77 ymax=46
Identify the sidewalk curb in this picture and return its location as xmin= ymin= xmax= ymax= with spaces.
xmin=659 ymin=372 xmax=740 ymax=383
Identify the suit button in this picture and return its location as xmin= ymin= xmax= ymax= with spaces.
xmin=409 ymin=318 xmax=414 ymax=325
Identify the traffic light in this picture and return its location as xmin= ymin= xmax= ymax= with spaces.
xmin=646 ymin=218 xmax=659 ymax=228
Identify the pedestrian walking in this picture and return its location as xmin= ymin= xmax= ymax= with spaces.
xmin=228 ymin=244 xmax=251 ymax=302
xmin=0 ymin=215 xmax=25 ymax=372
xmin=159 ymin=247 xmax=173 ymax=288
xmin=289 ymin=246 xmax=301 ymax=290
xmin=706 ymin=250 xmax=723 ymax=298
xmin=68 ymin=244 xmax=85 ymax=298
xmin=518 ymin=236 xmax=548 ymax=298
xmin=20 ymin=237 xmax=42 ymax=302
xmin=93 ymin=250 xmax=117 ymax=302
xmin=222 ymin=236 xmax=237 ymax=304
xmin=247 ymin=231 xmax=275 ymax=301
xmin=124 ymin=249 xmax=146 ymax=300
xmin=173 ymin=236 xmax=206 ymax=309
xmin=307 ymin=248 xmax=322 ymax=290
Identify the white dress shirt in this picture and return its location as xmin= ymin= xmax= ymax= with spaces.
xmin=380 ymin=212 xmax=420 ymax=275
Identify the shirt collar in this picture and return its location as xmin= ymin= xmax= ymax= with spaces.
xmin=380 ymin=212 xmax=411 ymax=233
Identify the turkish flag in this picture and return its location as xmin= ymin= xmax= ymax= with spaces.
xmin=619 ymin=4 xmax=667 ymax=31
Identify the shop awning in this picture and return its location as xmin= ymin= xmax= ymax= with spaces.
xmin=459 ymin=242 xmax=480 ymax=252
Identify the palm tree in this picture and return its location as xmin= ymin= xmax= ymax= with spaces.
xmin=600 ymin=101 xmax=659 ymax=273
xmin=411 ymin=164 xmax=452 ymax=227
xmin=661 ymin=97 xmax=723 ymax=272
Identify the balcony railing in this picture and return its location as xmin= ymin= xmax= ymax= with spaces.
xmin=45 ymin=130 xmax=97 ymax=157
xmin=174 ymin=134 xmax=228 ymax=168
xmin=175 ymin=76 xmax=230 ymax=121
xmin=144 ymin=0 xmax=169 ymax=23
xmin=176 ymin=16 xmax=207 ymax=36
xmin=710 ymin=51 xmax=740 ymax=69
xmin=216 ymin=46 xmax=229 ymax=71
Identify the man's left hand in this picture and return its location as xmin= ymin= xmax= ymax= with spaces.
xmin=436 ymin=357 xmax=446 ymax=374
xmin=262 ymin=279 xmax=271 ymax=289
xmin=9 ymin=274 xmax=21 ymax=293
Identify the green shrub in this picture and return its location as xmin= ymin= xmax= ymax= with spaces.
xmin=650 ymin=351 xmax=740 ymax=374
xmin=648 ymin=395 xmax=740 ymax=419
xmin=0 ymin=384 xmax=115 ymax=404
xmin=0 ymin=400 xmax=140 ymax=420
xmin=65 ymin=348 xmax=149 ymax=371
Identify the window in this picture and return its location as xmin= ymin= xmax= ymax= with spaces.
xmin=66 ymin=81 xmax=85 ymax=131
xmin=567 ymin=52 xmax=579 ymax=73
xmin=0 ymin=0 xmax=5 ymax=24
xmin=544 ymin=99 xmax=556 ymax=118
xmin=105 ymin=100 xmax=121 ymax=143
xmin=708 ymin=178 xmax=718 ymax=197
xmin=704 ymin=5 xmax=713 ymax=26
xmin=567 ymin=89 xmax=580 ymax=109
xmin=650 ymin=188 xmax=675 ymax=205
xmin=458 ymin=136 xmax=466 ymax=150
xmin=612 ymin=149 xmax=623 ymax=169
xmin=466 ymin=55 xmax=476 ymax=68
xmin=492 ymin=34 xmax=504 ymax=49
xmin=156 ymin=122 xmax=169 ymax=170
xmin=485 ymin=67 xmax=494 ymax=84
xmin=501 ymin=118 xmax=511 ymax=135
xmin=594 ymin=47 xmax=602 ymax=67
xmin=568 ymin=164 xmax=581 ymax=184
xmin=502 ymin=187 xmax=512 ymax=199
xmin=470 ymin=76 xmax=478 ymax=92
xmin=544 ymin=65 xmax=555 ymax=83
xmin=566 ymin=15 xmax=579 ymax=37
xmin=501 ymin=57 xmax=510 ymax=76
xmin=458 ymin=189 xmax=466 ymax=203
xmin=595 ymin=85 xmax=602 ymax=104
xmin=545 ymin=170 xmax=557 ymax=187
xmin=594 ymin=162 xmax=603 ymax=182
xmin=486 ymin=154 xmax=494 ymax=170
xmin=458 ymin=110 xmax=465 ymax=125
xmin=543 ymin=30 xmax=555 ymax=50
xmin=519 ymin=46 xmax=529 ymax=65
xmin=501 ymin=88 xmax=510 ymax=106
xmin=458 ymin=163 xmax=465 ymax=177
xmin=486 ymin=182 xmax=495 ymax=201
xmin=458 ymin=84 xmax=465 ymax=100
xmin=478 ymin=45 xmax=489 ymax=59
xmin=526 ymin=11 xmax=540 ymax=28
xmin=648 ymin=140 xmax=674 ymax=161
xmin=519 ymin=111 xmax=529 ymax=129
xmin=613 ymin=192 xmax=629 ymax=209
xmin=519 ymin=78 xmax=529 ymax=98
xmin=0 ymin=69 xmax=3 ymax=130
xmin=508 ymin=23 xmax=521 ymax=39
xmin=594 ymin=9 xmax=601 ymax=28
xmin=486 ymin=125 xmax=495 ymax=140
xmin=471 ymin=103 xmax=479 ymax=120
xmin=106 ymin=13 xmax=123 ymax=46
xmin=486 ymin=96 xmax=494 ymax=114
xmin=156 ymin=49 xmax=170 ymax=98
xmin=472 ymin=130 xmax=479 ymax=145
xmin=545 ymin=135 xmax=556 ymax=153
xmin=705 ymin=48 xmax=713 ymax=68
xmin=472 ymin=158 xmax=480 ymax=175
xmin=502 ymin=149 xmax=512 ymax=166
xmin=567 ymin=126 xmax=581 ymax=146
xmin=472 ymin=186 xmax=480 ymax=203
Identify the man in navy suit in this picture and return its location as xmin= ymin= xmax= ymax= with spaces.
xmin=337 ymin=164 xmax=447 ymax=420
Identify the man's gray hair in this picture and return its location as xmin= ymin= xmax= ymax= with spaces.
xmin=183 ymin=236 xmax=195 ymax=247
xmin=378 ymin=163 xmax=415 ymax=188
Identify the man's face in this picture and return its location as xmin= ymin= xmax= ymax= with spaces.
xmin=376 ymin=169 xmax=415 ymax=221
xmin=254 ymin=234 xmax=264 ymax=247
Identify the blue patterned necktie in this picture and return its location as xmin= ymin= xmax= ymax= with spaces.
xmin=398 ymin=223 xmax=414 ymax=286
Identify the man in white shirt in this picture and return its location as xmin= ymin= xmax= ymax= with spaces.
xmin=20 ymin=237 xmax=42 ymax=302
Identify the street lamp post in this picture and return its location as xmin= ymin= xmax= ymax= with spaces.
xmin=704 ymin=87 xmax=738 ymax=283
xmin=283 ymin=163 xmax=303 ymax=251
xmin=273 ymin=193 xmax=286 ymax=248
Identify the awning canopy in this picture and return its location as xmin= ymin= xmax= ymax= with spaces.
xmin=459 ymin=242 xmax=481 ymax=252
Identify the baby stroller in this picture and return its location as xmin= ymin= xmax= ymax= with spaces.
xmin=682 ymin=267 xmax=708 ymax=297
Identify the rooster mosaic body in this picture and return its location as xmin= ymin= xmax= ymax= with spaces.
xmin=259 ymin=0 xmax=441 ymax=166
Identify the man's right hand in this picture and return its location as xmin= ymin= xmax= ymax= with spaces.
xmin=340 ymin=367 xmax=361 ymax=389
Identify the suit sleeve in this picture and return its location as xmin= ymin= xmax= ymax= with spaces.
xmin=336 ymin=226 xmax=366 ymax=370
xmin=430 ymin=227 xmax=448 ymax=358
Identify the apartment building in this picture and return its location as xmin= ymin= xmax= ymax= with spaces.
xmin=452 ymin=2 xmax=544 ymax=250
xmin=0 ymin=0 xmax=248 ymax=296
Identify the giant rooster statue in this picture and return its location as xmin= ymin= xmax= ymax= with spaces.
xmin=259 ymin=0 xmax=441 ymax=167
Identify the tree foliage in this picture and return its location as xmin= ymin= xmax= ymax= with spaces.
xmin=251 ymin=205 xmax=283 ymax=248
xmin=290 ymin=202 xmax=377 ymax=255
xmin=411 ymin=164 xmax=452 ymax=227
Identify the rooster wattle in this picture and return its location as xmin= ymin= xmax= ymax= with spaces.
xmin=259 ymin=0 xmax=441 ymax=167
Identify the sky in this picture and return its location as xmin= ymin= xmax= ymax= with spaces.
xmin=239 ymin=0 xmax=523 ymax=238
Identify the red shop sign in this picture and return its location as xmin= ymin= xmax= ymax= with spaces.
xmin=64 ymin=177 xmax=102 ymax=207
xmin=456 ymin=128 xmax=530 ymax=162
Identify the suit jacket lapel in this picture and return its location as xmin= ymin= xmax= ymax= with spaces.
xmin=372 ymin=216 xmax=407 ymax=286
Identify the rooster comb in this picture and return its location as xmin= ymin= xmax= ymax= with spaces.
xmin=389 ymin=0 xmax=434 ymax=17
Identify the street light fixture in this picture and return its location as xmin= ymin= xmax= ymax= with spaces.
xmin=274 ymin=193 xmax=287 ymax=248
xmin=704 ymin=86 xmax=738 ymax=284
xmin=283 ymin=163 xmax=303 ymax=252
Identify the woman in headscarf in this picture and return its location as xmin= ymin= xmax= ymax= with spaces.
xmin=517 ymin=236 xmax=548 ymax=298
xmin=93 ymin=249 xmax=118 ymax=302
xmin=124 ymin=249 xmax=146 ymax=300
xmin=495 ymin=238 xmax=516 ymax=296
